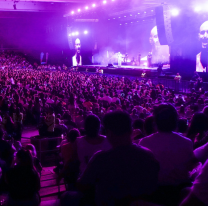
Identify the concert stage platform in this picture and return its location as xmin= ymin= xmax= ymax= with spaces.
xmin=75 ymin=65 xmax=170 ymax=77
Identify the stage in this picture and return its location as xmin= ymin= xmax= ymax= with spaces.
xmin=75 ymin=65 xmax=170 ymax=77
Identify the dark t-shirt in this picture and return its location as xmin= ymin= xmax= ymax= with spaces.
xmin=79 ymin=144 xmax=160 ymax=205
xmin=7 ymin=166 xmax=40 ymax=200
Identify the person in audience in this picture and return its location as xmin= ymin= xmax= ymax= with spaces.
xmin=76 ymin=114 xmax=111 ymax=175
xmin=61 ymin=111 xmax=160 ymax=206
xmin=180 ymin=159 xmax=208 ymax=206
xmin=45 ymin=107 xmax=55 ymax=136
xmin=140 ymin=104 xmax=197 ymax=205
xmin=61 ymin=129 xmax=80 ymax=166
xmin=6 ymin=149 xmax=40 ymax=206
xmin=187 ymin=112 xmax=208 ymax=148
xmin=25 ymin=144 xmax=42 ymax=176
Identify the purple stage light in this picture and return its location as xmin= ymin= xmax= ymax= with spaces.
xmin=68 ymin=34 xmax=71 ymax=36
xmin=78 ymin=9 xmax=81 ymax=12
xmin=171 ymin=9 xmax=179 ymax=16
xmin=84 ymin=30 xmax=88 ymax=34
xmin=85 ymin=6 xmax=89 ymax=10
xmin=72 ymin=32 xmax=75 ymax=36
xmin=71 ymin=11 xmax=74 ymax=14
xmin=194 ymin=6 xmax=201 ymax=12
xmin=75 ymin=31 xmax=79 ymax=35
xmin=103 ymin=1 xmax=107 ymax=4
xmin=92 ymin=3 xmax=96 ymax=7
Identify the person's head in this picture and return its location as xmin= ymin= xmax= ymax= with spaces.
xmin=149 ymin=26 xmax=160 ymax=48
xmin=177 ymin=118 xmax=188 ymax=134
xmin=67 ymin=128 xmax=80 ymax=143
xmin=84 ymin=114 xmax=101 ymax=138
xmin=154 ymin=104 xmax=178 ymax=133
xmin=75 ymin=38 xmax=81 ymax=53
xmin=25 ymin=144 xmax=37 ymax=157
xmin=187 ymin=112 xmax=208 ymax=139
xmin=103 ymin=111 xmax=132 ymax=147
xmin=199 ymin=21 xmax=208 ymax=49
xmin=203 ymin=106 xmax=208 ymax=117
xmin=144 ymin=115 xmax=156 ymax=136
xmin=16 ymin=149 xmax=34 ymax=169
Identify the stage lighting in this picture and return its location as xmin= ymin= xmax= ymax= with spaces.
xmin=78 ymin=9 xmax=81 ymax=12
xmin=120 ymin=24 xmax=122 ymax=25
xmin=75 ymin=31 xmax=79 ymax=35
xmin=72 ymin=32 xmax=75 ymax=36
xmin=171 ymin=9 xmax=179 ymax=16
xmin=124 ymin=16 xmax=126 ymax=17
xmin=130 ymin=14 xmax=132 ymax=16
xmin=194 ymin=6 xmax=201 ymax=12
xmin=138 ymin=13 xmax=140 ymax=14
xmin=68 ymin=34 xmax=71 ymax=36
xmin=85 ymin=6 xmax=89 ymax=10
xmin=118 ymin=17 xmax=121 ymax=18
xmin=92 ymin=3 xmax=96 ymax=7
xmin=103 ymin=1 xmax=107 ymax=4
xmin=71 ymin=11 xmax=74 ymax=14
xmin=84 ymin=30 xmax=88 ymax=34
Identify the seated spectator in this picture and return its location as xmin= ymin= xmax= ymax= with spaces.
xmin=144 ymin=115 xmax=157 ymax=136
xmin=45 ymin=107 xmax=55 ymax=136
xmin=61 ymin=129 xmax=80 ymax=165
xmin=6 ymin=149 xmax=40 ymax=206
xmin=180 ymin=159 xmax=208 ymax=206
xmin=178 ymin=118 xmax=188 ymax=136
xmin=25 ymin=144 xmax=42 ymax=176
xmin=76 ymin=114 xmax=111 ymax=175
xmin=61 ymin=111 xmax=159 ymax=206
xmin=140 ymin=104 xmax=197 ymax=205
xmin=54 ymin=118 xmax=68 ymax=137
xmin=187 ymin=113 xmax=208 ymax=149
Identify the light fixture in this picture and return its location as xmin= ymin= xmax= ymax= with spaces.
xmin=103 ymin=0 xmax=107 ymax=4
xmin=92 ymin=3 xmax=96 ymax=7
xmin=75 ymin=31 xmax=79 ymax=35
xmin=71 ymin=11 xmax=74 ymax=14
xmin=85 ymin=6 xmax=88 ymax=10
xmin=194 ymin=6 xmax=201 ymax=12
xmin=84 ymin=30 xmax=88 ymax=34
xmin=171 ymin=8 xmax=179 ymax=16
xmin=78 ymin=9 xmax=81 ymax=12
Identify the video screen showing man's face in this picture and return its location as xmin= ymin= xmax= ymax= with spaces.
xmin=75 ymin=38 xmax=81 ymax=53
xmin=149 ymin=26 xmax=169 ymax=64
xmin=199 ymin=21 xmax=208 ymax=49
xmin=149 ymin=26 xmax=160 ymax=48
xmin=196 ymin=21 xmax=208 ymax=72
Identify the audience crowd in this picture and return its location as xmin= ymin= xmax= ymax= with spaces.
xmin=1 ymin=52 xmax=208 ymax=205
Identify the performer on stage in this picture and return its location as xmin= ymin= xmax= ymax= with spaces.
xmin=72 ymin=38 xmax=82 ymax=66
xmin=138 ymin=53 xmax=141 ymax=66
xmin=174 ymin=73 xmax=181 ymax=83
xmin=117 ymin=52 xmax=122 ymax=67
xmin=147 ymin=52 xmax=152 ymax=67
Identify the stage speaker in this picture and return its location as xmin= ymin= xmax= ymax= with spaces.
xmin=155 ymin=5 xmax=174 ymax=45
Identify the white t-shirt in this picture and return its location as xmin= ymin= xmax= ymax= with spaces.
xmin=77 ymin=136 xmax=111 ymax=174
xmin=140 ymin=132 xmax=195 ymax=186
xmin=192 ymin=159 xmax=208 ymax=205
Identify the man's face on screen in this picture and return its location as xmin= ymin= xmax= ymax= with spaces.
xmin=75 ymin=38 xmax=81 ymax=53
xmin=199 ymin=21 xmax=208 ymax=49
xmin=150 ymin=26 xmax=160 ymax=47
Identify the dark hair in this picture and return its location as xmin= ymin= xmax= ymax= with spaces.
xmin=16 ymin=149 xmax=34 ymax=169
xmin=103 ymin=111 xmax=132 ymax=136
xmin=144 ymin=115 xmax=155 ymax=136
xmin=154 ymin=104 xmax=178 ymax=132
xmin=178 ymin=118 xmax=188 ymax=134
xmin=187 ymin=113 xmax=208 ymax=141
xmin=133 ymin=118 xmax=144 ymax=131
xmin=84 ymin=114 xmax=101 ymax=138
xmin=0 ymin=128 xmax=3 ymax=139
xmin=203 ymin=106 xmax=208 ymax=117
xmin=67 ymin=129 xmax=80 ymax=143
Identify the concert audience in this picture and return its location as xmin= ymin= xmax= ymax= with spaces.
xmin=1 ymin=52 xmax=208 ymax=205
